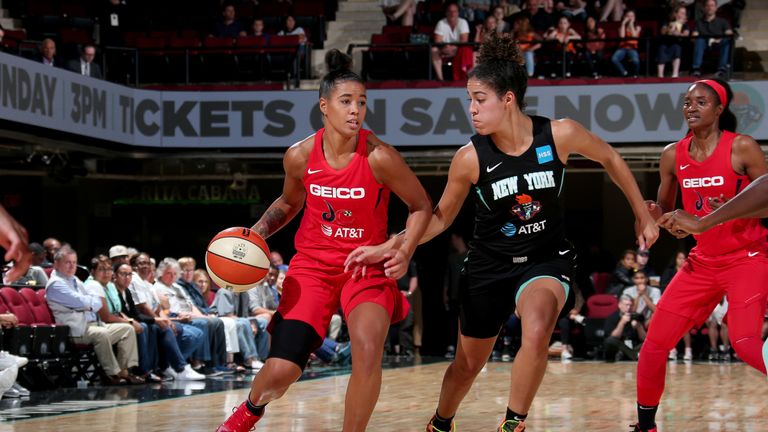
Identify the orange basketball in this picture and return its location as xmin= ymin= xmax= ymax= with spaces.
xmin=205 ymin=227 xmax=271 ymax=292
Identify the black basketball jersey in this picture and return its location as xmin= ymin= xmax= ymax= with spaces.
xmin=469 ymin=115 xmax=567 ymax=264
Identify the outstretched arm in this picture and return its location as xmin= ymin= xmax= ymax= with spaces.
xmin=554 ymin=119 xmax=659 ymax=249
xmin=0 ymin=205 xmax=31 ymax=284
xmin=251 ymin=145 xmax=308 ymax=239
xmin=367 ymin=138 xmax=433 ymax=278
xmin=345 ymin=144 xmax=476 ymax=276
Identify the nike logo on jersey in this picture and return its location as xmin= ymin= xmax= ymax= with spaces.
xmin=307 ymin=168 xmax=323 ymax=174
xmin=486 ymin=162 xmax=503 ymax=173
xmin=748 ymin=251 xmax=759 ymax=257
xmin=680 ymin=164 xmax=690 ymax=170
xmin=558 ymin=250 xmax=570 ymax=255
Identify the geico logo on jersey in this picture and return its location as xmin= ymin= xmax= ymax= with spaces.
xmin=321 ymin=224 xmax=365 ymax=238
xmin=310 ymin=184 xmax=365 ymax=199
xmin=682 ymin=176 xmax=724 ymax=189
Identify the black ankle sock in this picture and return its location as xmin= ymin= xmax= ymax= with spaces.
xmin=637 ymin=403 xmax=657 ymax=430
xmin=432 ymin=410 xmax=454 ymax=430
xmin=505 ymin=408 xmax=527 ymax=422
xmin=245 ymin=398 xmax=266 ymax=416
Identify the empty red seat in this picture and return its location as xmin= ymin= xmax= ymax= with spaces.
xmin=0 ymin=287 xmax=39 ymax=325
xmin=586 ymin=294 xmax=618 ymax=319
xmin=20 ymin=288 xmax=54 ymax=325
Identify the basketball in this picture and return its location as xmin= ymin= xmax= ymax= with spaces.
xmin=205 ymin=227 xmax=271 ymax=292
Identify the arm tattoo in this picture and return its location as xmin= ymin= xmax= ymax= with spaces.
xmin=256 ymin=207 xmax=287 ymax=238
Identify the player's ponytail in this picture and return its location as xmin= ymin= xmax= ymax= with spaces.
xmin=319 ymin=49 xmax=363 ymax=98
xmin=468 ymin=32 xmax=528 ymax=110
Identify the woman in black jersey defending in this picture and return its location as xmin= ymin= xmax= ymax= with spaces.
xmin=346 ymin=33 xmax=658 ymax=432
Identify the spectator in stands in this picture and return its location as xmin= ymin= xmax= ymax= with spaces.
xmin=611 ymin=10 xmax=641 ymax=77
xmin=525 ymin=0 xmax=556 ymax=34
xmin=249 ymin=266 xmax=279 ymax=321
xmin=513 ymin=15 xmax=540 ymax=77
xmin=635 ymin=249 xmax=659 ymax=286
xmin=277 ymin=15 xmax=307 ymax=44
xmin=154 ymin=258 xmax=231 ymax=375
xmin=67 ymin=44 xmax=103 ymax=79
xmin=250 ymin=18 xmax=271 ymax=41
xmin=603 ymin=294 xmax=646 ymax=361
xmin=7 ymin=244 xmax=48 ymax=286
xmin=621 ymin=270 xmax=661 ymax=326
xmin=100 ymin=0 xmax=130 ymax=46
xmin=444 ymin=233 xmax=467 ymax=358
xmin=269 ymin=250 xmax=284 ymax=267
xmin=28 ymin=243 xmax=46 ymax=267
xmin=84 ymin=255 xmax=149 ymax=383
xmin=208 ymin=269 xmax=265 ymax=371
xmin=557 ymin=0 xmax=588 ymax=21
xmin=657 ymin=5 xmax=689 ymax=78
xmin=380 ymin=0 xmax=418 ymax=27
xmin=46 ymin=246 xmax=140 ymax=385
xmin=42 ymin=238 xmax=61 ymax=265
xmin=584 ymin=15 xmax=606 ymax=78
xmin=658 ymin=250 xmax=693 ymax=361
xmin=127 ymin=253 xmax=207 ymax=380
xmin=544 ymin=16 xmax=581 ymax=77
xmin=492 ymin=6 xmax=512 ymax=33
xmin=194 ymin=268 xmax=215 ymax=306
xmin=660 ymin=251 xmax=686 ymax=292
xmin=599 ymin=0 xmax=626 ymax=22
xmin=36 ymin=39 xmax=63 ymax=68
xmin=177 ymin=257 xmax=211 ymax=314
xmin=557 ymin=286 xmax=585 ymax=360
xmin=474 ymin=15 xmax=499 ymax=43
xmin=706 ymin=296 xmax=730 ymax=361
xmin=609 ymin=249 xmax=637 ymax=295
xmin=432 ymin=2 xmax=471 ymax=81
xmin=691 ymin=0 xmax=733 ymax=77
xmin=211 ymin=4 xmax=247 ymax=38
xmin=109 ymin=245 xmax=129 ymax=266
xmin=497 ymin=0 xmax=520 ymax=18
xmin=462 ymin=0 xmax=493 ymax=24
xmin=114 ymin=262 xmax=205 ymax=381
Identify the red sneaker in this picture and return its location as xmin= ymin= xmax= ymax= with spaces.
xmin=216 ymin=402 xmax=263 ymax=432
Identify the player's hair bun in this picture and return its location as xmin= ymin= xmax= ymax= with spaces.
xmin=477 ymin=32 xmax=524 ymax=67
xmin=325 ymin=49 xmax=352 ymax=74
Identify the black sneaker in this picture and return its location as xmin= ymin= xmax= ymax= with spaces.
xmin=692 ymin=69 xmax=702 ymax=77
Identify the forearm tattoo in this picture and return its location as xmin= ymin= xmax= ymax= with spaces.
xmin=256 ymin=207 xmax=287 ymax=238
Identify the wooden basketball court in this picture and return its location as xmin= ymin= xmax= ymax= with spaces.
xmin=1 ymin=360 xmax=765 ymax=431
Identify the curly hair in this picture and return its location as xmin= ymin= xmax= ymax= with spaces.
xmin=468 ymin=32 xmax=528 ymax=110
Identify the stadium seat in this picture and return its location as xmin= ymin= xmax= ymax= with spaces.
xmin=20 ymin=288 xmax=69 ymax=358
xmin=590 ymin=272 xmax=612 ymax=294
xmin=0 ymin=293 xmax=33 ymax=357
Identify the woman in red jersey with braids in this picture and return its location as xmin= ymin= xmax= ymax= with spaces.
xmin=216 ymin=49 xmax=432 ymax=432
xmin=633 ymin=79 xmax=768 ymax=432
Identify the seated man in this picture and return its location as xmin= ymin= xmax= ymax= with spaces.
xmin=45 ymin=246 xmax=140 ymax=385
xmin=153 ymin=258 xmax=231 ymax=375
xmin=432 ymin=2 xmax=470 ymax=81
xmin=691 ymin=0 xmax=733 ymax=77
xmin=603 ymin=295 xmax=646 ymax=362
xmin=128 ymin=253 xmax=207 ymax=380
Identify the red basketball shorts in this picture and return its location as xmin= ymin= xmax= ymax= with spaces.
xmin=657 ymin=247 xmax=768 ymax=326
xmin=276 ymin=252 xmax=409 ymax=339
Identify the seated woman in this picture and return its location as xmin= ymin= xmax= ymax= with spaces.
xmin=657 ymin=5 xmax=689 ymax=78
xmin=544 ymin=16 xmax=581 ymax=77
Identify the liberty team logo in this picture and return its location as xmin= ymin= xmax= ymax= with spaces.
xmin=510 ymin=194 xmax=542 ymax=221
xmin=730 ymin=83 xmax=764 ymax=136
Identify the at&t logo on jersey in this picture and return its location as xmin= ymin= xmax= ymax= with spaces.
xmin=510 ymin=194 xmax=542 ymax=221
xmin=321 ymin=224 xmax=364 ymax=239
xmin=682 ymin=176 xmax=724 ymax=189
xmin=309 ymin=184 xmax=366 ymax=199
xmin=500 ymin=220 xmax=547 ymax=237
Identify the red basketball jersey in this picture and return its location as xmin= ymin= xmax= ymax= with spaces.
xmin=293 ymin=128 xmax=390 ymax=267
xmin=675 ymin=130 xmax=768 ymax=256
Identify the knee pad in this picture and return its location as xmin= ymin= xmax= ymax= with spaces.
xmin=268 ymin=314 xmax=323 ymax=370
